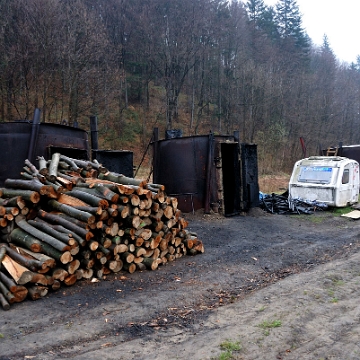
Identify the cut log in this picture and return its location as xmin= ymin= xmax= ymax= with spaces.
xmin=0 ymin=244 xmax=43 ymax=272
xmin=48 ymin=200 xmax=95 ymax=224
xmin=114 ymin=244 xmax=128 ymax=255
xmin=136 ymin=263 xmax=146 ymax=271
xmin=134 ymin=237 xmax=144 ymax=247
xmin=134 ymin=247 xmax=146 ymax=257
xmin=13 ymin=246 xmax=56 ymax=269
xmin=117 ymin=204 xmax=130 ymax=218
xmin=24 ymin=159 xmax=44 ymax=179
xmin=32 ymin=218 xmax=86 ymax=247
xmin=9 ymin=228 xmax=64 ymax=262
xmin=15 ymin=217 xmax=71 ymax=252
xmin=88 ymin=240 xmax=99 ymax=251
xmin=4 ymin=178 xmax=57 ymax=199
xmin=151 ymin=248 xmax=160 ymax=259
xmin=0 ymin=188 xmax=40 ymax=203
xmin=1 ymin=254 xmax=34 ymax=285
xmin=28 ymin=219 xmax=77 ymax=247
xmin=142 ymin=257 xmax=158 ymax=270
xmin=37 ymin=209 xmax=90 ymax=240
xmin=0 ymin=271 xmax=28 ymax=302
xmin=64 ymin=274 xmax=77 ymax=286
xmin=0 ymin=217 xmax=8 ymax=227
xmin=0 ymin=280 xmax=15 ymax=304
xmin=0 ymin=245 xmax=6 ymax=263
xmin=66 ymin=259 xmax=80 ymax=275
xmin=98 ymin=172 xmax=145 ymax=187
xmin=57 ymin=193 xmax=89 ymax=207
xmin=48 ymin=152 xmax=61 ymax=181
xmin=133 ymin=256 xmax=143 ymax=264
xmin=121 ymin=252 xmax=135 ymax=264
xmin=82 ymin=268 xmax=94 ymax=279
xmin=37 ymin=156 xmax=48 ymax=176
xmin=59 ymin=154 xmax=81 ymax=172
xmin=52 ymin=268 xmax=69 ymax=281
xmin=91 ymin=184 xmax=119 ymax=203
xmin=122 ymin=262 xmax=136 ymax=274
xmin=108 ymin=259 xmax=123 ymax=272
xmin=27 ymin=285 xmax=48 ymax=300
xmin=66 ymin=189 xmax=109 ymax=209
xmin=51 ymin=280 xmax=61 ymax=291
xmin=0 ymin=292 xmax=10 ymax=310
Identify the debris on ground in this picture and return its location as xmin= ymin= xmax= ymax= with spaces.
xmin=259 ymin=191 xmax=328 ymax=215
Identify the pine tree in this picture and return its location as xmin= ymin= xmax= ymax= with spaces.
xmin=246 ymin=0 xmax=266 ymax=24
xmin=274 ymin=0 xmax=310 ymax=67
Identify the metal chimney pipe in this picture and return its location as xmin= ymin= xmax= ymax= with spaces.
xmin=90 ymin=116 xmax=99 ymax=159
xmin=27 ymin=108 xmax=41 ymax=162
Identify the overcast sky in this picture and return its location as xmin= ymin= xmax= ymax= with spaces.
xmin=262 ymin=0 xmax=360 ymax=64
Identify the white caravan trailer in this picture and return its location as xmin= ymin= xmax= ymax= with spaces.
xmin=288 ymin=156 xmax=359 ymax=208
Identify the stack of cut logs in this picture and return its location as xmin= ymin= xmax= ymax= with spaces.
xmin=0 ymin=153 xmax=204 ymax=310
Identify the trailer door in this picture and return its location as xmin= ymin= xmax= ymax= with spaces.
xmin=337 ymin=163 xmax=359 ymax=206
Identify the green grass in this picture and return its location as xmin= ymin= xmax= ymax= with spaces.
xmin=330 ymin=206 xmax=353 ymax=216
xmin=217 ymin=340 xmax=242 ymax=360
xmin=257 ymin=319 xmax=282 ymax=336
xmin=258 ymin=319 xmax=282 ymax=329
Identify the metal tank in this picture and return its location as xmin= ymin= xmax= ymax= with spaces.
xmin=0 ymin=109 xmax=89 ymax=186
xmin=152 ymin=129 xmax=259 ymax=215
xmin=92 ymin=150 xmax=134 ymax=178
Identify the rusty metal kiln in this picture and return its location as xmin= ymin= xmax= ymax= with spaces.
xmin=152 ymin=129 xmax=259 ymax=215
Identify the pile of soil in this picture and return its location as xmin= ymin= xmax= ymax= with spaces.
xmin=1 ymin=208 xmax=360 ymax=359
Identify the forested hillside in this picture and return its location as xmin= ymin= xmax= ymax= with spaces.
xmin=1 ymin=0 xmax=359 ymax=173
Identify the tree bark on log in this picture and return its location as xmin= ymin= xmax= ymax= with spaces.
xmin=0 ymin=188 xmax=40 ymax=203
xmin=9 ymin=228 xmax=69 ymax=264
xmin=48 ymin=200 xmax=95 ymax=225
xmin=142 ymin=257 xmax=158 ymax=270
xmin=37 ymin=210 xmax=90 ymax=240
xmin=32 ymin=218 xmax=86 ymax=247
xmin=15 ymin=217 xmax=71 ymax=252
xmin=48 ymin=153 xmax=61 ymax=181
xmin=59 ymin=155 xmax=81 ymax=172
xmin=122 ymin=262 xmax=136 ymax=273
xmin=0 ymin=279 xmax=15 ymax=304
xmin=4 ymin=178 xmax=57 ymax=199
xmin=12 ymin=245 xmax=56 ymax=269
xmin=28 ymin=219 xmax=78 ymax=248
xmin=0 ymin=270 xmax=28 ymax=302
xmin=66 ymin=189 xmax=109 ymax=209
xmin=0 ymin=244 xmax=43 ymax=272
xmin=0 ymin=292 xmax=10 ymax=310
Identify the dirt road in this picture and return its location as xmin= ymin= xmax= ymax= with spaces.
xmin=1 ymin=209 xmax=360 ymax=359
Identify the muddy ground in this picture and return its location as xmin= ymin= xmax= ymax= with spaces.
xmin=1 ymin=208 xmax=360 ymax=360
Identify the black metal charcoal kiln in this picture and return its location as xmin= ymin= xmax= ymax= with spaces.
xmin=0 ymin=109 xmax=133 ymax=186
xmin=152 ymin=128 xmax=259 ymax=215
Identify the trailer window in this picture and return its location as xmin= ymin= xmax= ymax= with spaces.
xmin=298 ymin=166 xmax=333 ymax=184
xmin=342 ymin=169 xmax=349 ymax=184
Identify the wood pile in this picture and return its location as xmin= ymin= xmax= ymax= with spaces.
xmin=0 ymin=154 xmax=204 ymax=310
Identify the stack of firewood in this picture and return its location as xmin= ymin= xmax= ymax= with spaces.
xmin=0 ymin=154 xmax=204 ymax=310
